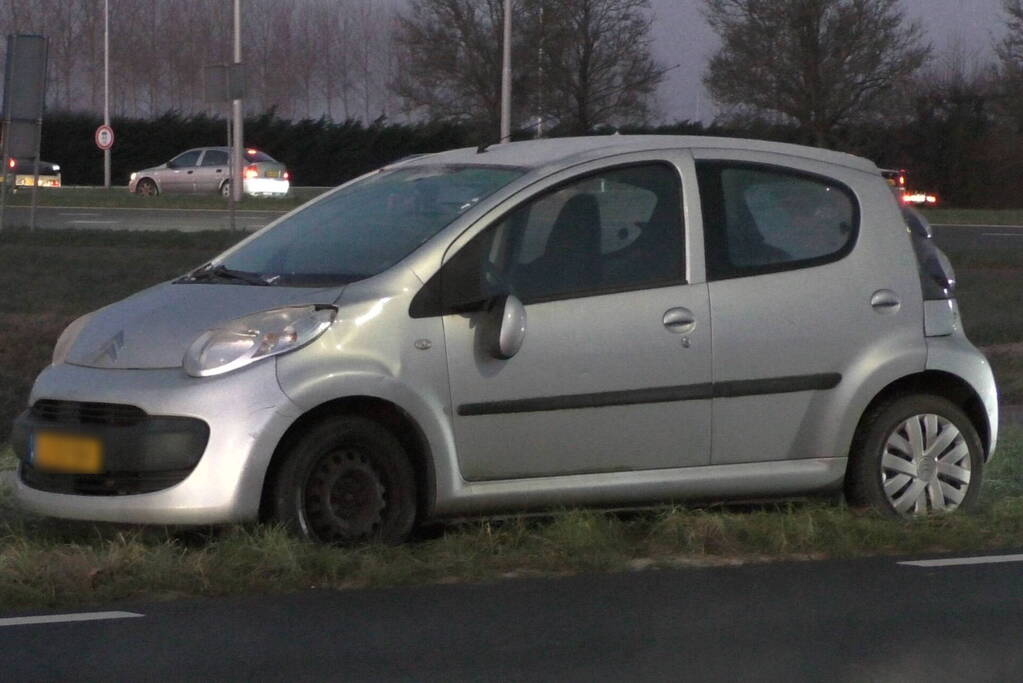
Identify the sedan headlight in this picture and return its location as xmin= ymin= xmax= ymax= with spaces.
xmin=184 ymin=305 xmax=337 ymax=377
xmin=52 ymin=312 xmax=96 ymax=365
xmin=130 ymin=172 xmax=137 ymax=181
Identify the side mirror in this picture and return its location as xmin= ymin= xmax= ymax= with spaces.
xmin=480 ymin=294 xmax=526 ymax=359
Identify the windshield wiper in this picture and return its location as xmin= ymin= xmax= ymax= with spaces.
xmin=183 ymin=264 xmax=272 ymax=286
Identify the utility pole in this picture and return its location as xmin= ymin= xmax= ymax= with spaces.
xmin=103 ymin=0 xmax=110 ymax=188
xmin=231 ymin=0 xmax=243 ymax=202
xmin=500 ymin=0 xmax=511 ymax=142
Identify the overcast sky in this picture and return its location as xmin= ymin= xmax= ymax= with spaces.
xmin=648 ymin=0 xmax=1010 ymax=122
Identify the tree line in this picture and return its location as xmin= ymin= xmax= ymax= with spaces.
xmin=6 ymin=0 xmax=1023 ymax=207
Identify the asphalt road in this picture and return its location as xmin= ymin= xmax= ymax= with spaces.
xmin=4 ymin=553 xmax=1023 ymax=681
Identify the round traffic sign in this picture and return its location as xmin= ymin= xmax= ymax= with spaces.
xmin=95 ymin=125 xmax=115 ymax=150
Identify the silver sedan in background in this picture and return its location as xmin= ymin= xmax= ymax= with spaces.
xmin=128 ymin=146 xmax=290 ymax=197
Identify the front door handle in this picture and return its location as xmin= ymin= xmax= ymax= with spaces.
xmin=663 ymin=307 xmax=696 ymax=334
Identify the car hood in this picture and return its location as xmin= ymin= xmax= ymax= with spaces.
xmin=136 ymin=163 xmax=167 ymax=175
xmin=66 ymin=281 xmax=345 ymax=369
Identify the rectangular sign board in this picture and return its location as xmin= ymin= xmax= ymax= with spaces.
xmin=3 ymin=34 xmax=47 ymax=121
xmin=204 ymin=63 xmax=246 ymax=103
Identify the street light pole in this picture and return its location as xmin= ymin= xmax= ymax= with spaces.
xmin=500 ymin=0 xmax=511 ymax=142
xmin=231 ymin=0 xmax=243 ymax=203
xmin=103 ymin=0 xmax=110 ymax=188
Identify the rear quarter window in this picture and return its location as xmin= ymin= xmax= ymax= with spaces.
xmin=696 ymin=161 xmax=859 ymax=280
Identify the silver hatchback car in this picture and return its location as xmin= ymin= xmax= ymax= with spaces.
xmin=12 ymin=136 xmax=997 ymax=544
xmin=129 ymin=147 xmax=289 ymax=197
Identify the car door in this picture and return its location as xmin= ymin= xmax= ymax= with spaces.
xmin=159 ymin=149 xmax=201 ymax=193
xmin=693 ymin=149 xmax=923 ymax=464
xmin=194 ymin=149 xmax=229 ymax=193
xmin=423 ymin=154 xmax=712 ymax=481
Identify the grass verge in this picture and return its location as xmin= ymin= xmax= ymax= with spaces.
xmin=2 ymin=429 xmax=1022 ymax=610
xmin=3 ymin=186 xmax=328 ymax=211
xmin=920 ymin=208 xmax=1023 ymax=226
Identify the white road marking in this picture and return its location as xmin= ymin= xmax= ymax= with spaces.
xmin=899 ymin=553 xmax=1023 ymax=568
xmin=68 ymin=220 xmax=120 ymax=225
xmin=58 ymin=212 xmax=101 ymax=216
xmin=981 ymin=233 xmax=1023 ymax=238
xmin=0 ymin=611 xmax=143 ymax=627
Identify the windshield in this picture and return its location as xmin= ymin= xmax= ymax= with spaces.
xmin=215 ymin=164 xmax=524 ymax=286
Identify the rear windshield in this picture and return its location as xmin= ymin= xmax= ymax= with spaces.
xmin=216 ymin=164 xmax=524 ymax=286
xmin=244 ymin=150 xmax=275 ymax=162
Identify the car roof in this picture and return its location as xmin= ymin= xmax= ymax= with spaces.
xmin=396 ymin=135 xmax=879 ymax=175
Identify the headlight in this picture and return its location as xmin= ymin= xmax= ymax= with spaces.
xmin=130 ymin=172 xmax=137 ymax=181
xmin=52 ymin=312 xmax=96 ymax=365
xmin=183 ymin=305 xmax=336 ymax=377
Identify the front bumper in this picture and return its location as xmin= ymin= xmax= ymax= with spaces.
xmin=13 ymin=360 xmax=302 ymax=524
xmin=12 ymin=401 xmax=210 ymax=495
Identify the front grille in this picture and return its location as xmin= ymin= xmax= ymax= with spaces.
xmin=20 ymin=464 xmax=192 ymax=496
xmin=31 ymin=400 xmax=147 ymax=427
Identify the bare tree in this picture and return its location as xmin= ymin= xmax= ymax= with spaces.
xmin=392 ymin=0 xmax=662 ymax=136
xmin=392 ymin=0 xmax=531 ymax=136
xmin=522 ymin=0 xmax=664 ymax=134
xmin=996 ymin=0 xmax=1023 ymax=130
xmin=703 ymin=0 xmax=930 ymax=146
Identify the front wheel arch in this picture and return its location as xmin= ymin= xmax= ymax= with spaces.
xmin=260 ymin=396 xmax=435 ymax=526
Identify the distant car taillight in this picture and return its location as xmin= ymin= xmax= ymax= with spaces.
xmin=7 ymin=159 xmax=14 ymax=169
xmin=244 ymin=165 xmax=259 ymax=179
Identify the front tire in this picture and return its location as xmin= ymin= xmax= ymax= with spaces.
xmin=136 ymin=178 xmax=158 ymax=196
xmin=272 ymin=415 xmax=417 ymax=545
xmin=846 ymin=394 xmax=983 ymax=516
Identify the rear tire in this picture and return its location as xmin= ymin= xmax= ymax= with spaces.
xmin=220 ymin=180 xmax=231 ymax=198
xmin=846 ymin=394 xmax=983 ymax=516
xmin=271 ymin=415 xmax=417 ymax=545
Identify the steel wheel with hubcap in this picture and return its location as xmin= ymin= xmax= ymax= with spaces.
xmin=272 ymin=415 xmax=417 ymax=545
xmin=136 ymin=178 xmax=158 ymax=196
xmin=846 ymin=394 xmax=984 ymax=516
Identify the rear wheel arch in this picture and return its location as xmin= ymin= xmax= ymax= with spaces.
xmin=259 ymin=395 xmax=436 ymax=525
xmin=851 ymin=370 xmax=990 ymax=460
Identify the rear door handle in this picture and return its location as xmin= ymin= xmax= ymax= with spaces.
xmin=870 ymin=289 xmax=901 ymax=314
xmin=663 ymin=307 xmax=696 ymax=334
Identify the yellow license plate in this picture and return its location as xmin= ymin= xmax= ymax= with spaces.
xmin=265 ymin=170 xmax=279 ymax=178
xmin=33 ymin=432 xmax=103 ymax=474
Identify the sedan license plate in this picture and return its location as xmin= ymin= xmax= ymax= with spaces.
xmin=265 ymin=169 xmax=279 ymax=178
xmin=33 ymin=432 xmax=103 ymax=474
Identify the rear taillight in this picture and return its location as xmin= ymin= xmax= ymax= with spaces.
xmin=903 ymin=207 xmax=955 ymax=300
xmin=244 ymin=165 xmax=259 ymax=179
xmin=283 ymin=170 xmax=290 ymax=180
xmin=7 ymin=159 xmax=14 ymax=169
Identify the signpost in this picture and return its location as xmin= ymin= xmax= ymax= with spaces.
xmin=204 ymin=61 xmax=246 ymax=230
xmin=1 ymin=34 xmax=48 ymax=232
xmin=95 ymin=124 xmax=114 ymax=151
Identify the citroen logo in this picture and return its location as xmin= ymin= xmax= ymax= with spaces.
xmin=94 ymin=331 xmax=125 ymax=365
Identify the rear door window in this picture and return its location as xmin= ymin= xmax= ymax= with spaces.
xmin=201 ymin=150 xmax=229 ymax=167
xmin=696 ymin=161 xmax=858 ymax=280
